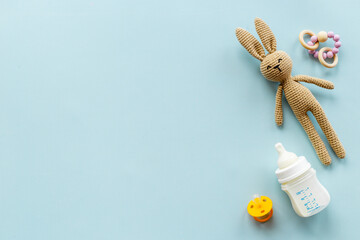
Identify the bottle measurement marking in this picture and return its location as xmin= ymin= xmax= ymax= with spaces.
xmin=296 ymin=187 xmax=320 ymax=213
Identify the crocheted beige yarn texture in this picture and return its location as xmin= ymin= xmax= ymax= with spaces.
xmin=235 ymin=18 xmax=345 ymax=165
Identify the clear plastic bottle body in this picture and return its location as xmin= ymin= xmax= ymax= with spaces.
xmin=281 ymin=169 xmax=330 ymax=217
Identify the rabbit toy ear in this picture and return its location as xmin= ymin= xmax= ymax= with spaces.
xmin=254 ymin=18 xmax=277 ymax=54
xmin=235 ymin=27 xmax=266 ymax=61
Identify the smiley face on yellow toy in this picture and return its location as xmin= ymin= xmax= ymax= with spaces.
xmin=247 ymin=195 xmax=273 ymax=223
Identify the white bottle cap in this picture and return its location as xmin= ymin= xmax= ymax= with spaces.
xmin=275 ymin=143 xmax=311 ymax=184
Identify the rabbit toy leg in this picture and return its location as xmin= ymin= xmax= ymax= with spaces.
xmin=311 ymin=106 xmax=346 ymax=159
xmin=297 ymin=114 xmax=332 ymax=165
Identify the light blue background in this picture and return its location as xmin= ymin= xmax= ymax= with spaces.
xmin=0 ymin=0 xmax=358 ymax=239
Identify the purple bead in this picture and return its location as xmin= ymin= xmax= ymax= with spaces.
xmin=328 ymin=31 xmax=334 ymax=38
xmin=323 ymin=52 xmax=327 ymax=59
xmin=332 ymin=48 xmax=339 ymax=54
xmin=314 ymin=51 xmax=319 ymax=58
xmin=333 ymin=34 xmax=340 ymax=41
xmin=335 ymin=41 xmax=341 ymax=48
xmin=327 ymin=51 xmax=334 ymax=58
xmin=307 ymin=41 xmax=314 ymax=46
xmin=308 ymin=50 xmax=315 ymax=54
xmin=311 ymin=36 xmax=318 ymax=43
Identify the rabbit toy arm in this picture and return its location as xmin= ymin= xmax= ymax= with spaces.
xmin=275 ymin=85 xmax=283 ymax=126
xmin=292 ymin=75 xmax=334 ymax=89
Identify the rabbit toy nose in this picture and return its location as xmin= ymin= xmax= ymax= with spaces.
xmin=273 ymin=64 xmax=282 ymax=72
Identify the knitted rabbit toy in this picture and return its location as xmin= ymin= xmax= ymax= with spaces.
xmin=235 ymin=18 xmax=345 ymax=165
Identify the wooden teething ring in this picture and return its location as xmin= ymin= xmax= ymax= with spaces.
xmin=299 ymin=30 xmax=319 ymax=50
xmin=318 ymin=47 xmax=338 ymax=68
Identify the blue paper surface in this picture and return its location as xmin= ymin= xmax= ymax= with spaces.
xmin=0 ymin=0 xmax=358 ymax=239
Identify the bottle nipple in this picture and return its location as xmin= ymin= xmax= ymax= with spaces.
xmin=275 ymin=143 xmax=298 ymax=169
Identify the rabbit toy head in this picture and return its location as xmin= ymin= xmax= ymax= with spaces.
xmin=236 ymin=18 xmax=292 ymax=82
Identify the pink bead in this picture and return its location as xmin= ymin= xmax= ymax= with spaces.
xmin=307 ymin=41 xmax=314 ymax=46
xmin=328 ymin=31 xmax=334 ymax=38
xmin=327 ymin=51 xmax=334 ymax=58
xmin=335 ymin=41 xmax=341 ymax=48
xmin=311 ymin=36 xmax=318 ymax=43
xmin=332 ymin=48 xmax=339 ymax=54
xmin=308 ymin=50 xmax=315 ymax=54
xmin=333 ymin=34 xmax=340 ymax=41
xmin=314 ymin=51 xmax=319 ymax=58
xmin=323 ymin=52 xmax=327 ymax=59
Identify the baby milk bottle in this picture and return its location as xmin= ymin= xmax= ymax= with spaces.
xmin=275 ymin=143 xmax=330 ymax=217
